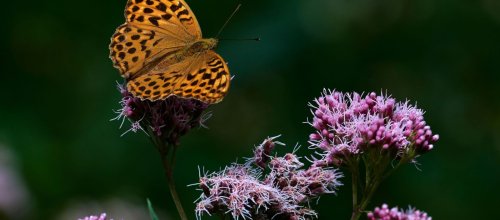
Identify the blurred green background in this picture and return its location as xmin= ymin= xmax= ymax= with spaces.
xmin=1 ymin=0 xmax=499 ymax=219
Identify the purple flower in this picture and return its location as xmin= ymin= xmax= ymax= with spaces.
xmin=78 ymin=213 xmax=109 ymax=220
xmin=308 ymin=90 xmax=439 ymax=166
xmin=113 ymin=83 xmax=209 ymax=146
xmin=252 ymin=135 xmax=285 ymax=169
xmin=367 ymin=204 xmax=432 ymax=220
xmin=194 ymin=137 xmax=342 ymax=220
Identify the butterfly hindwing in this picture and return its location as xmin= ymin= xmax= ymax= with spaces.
xmin=172 ymin=51 xmax=230 ymax=103
xmin=127 ymin=50 xmax=230 ymax=104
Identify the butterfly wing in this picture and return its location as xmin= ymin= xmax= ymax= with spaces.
xmin=110 ymin=24 xmax=185 ymax=79
xmin=124 ymin=0 xmax=201 ymax=40
xmin=110 ymin=0 xmax=202 ymax=79
xmin=127 ymin=50 xmax=230 ymax=104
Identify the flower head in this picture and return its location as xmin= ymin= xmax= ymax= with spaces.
xmin=194 ymin=137 xmax=342 ymax=220
xmin=367 ymin=204 xmax=432 ymax=220
xmin=308 ymin=90 xmax=439 ymax=166
xmin=113 ymin=83 xmax=209 ymax=146
xmin=79 ymin=213 xmax=110 ymax=220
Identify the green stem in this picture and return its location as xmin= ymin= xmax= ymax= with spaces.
xmin=352 ymin=172 xmax=359 ymax=211
xmin=357 ymin=178 xmax=381 ymax=220
xmin=351 ymin=151 xmax=388 ymax=220
xmin=151 ymin=132 xmax=188 ymax=220
xmin=160 ymin=146 xmax=188 ymax=220
xmin=350 ymin=159 xmax=360 ymax=220
xmin=351 ymin=152 xmax=410 ymax=220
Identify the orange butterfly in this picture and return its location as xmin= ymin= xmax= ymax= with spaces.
xmin=110 ymin=0 xmax=230 ymax=104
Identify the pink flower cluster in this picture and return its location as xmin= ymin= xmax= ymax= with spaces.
xmin=194 ymin=137 xmax=342 ymax=220
xmin=79 ymin=213 xmax=109 ymax=220
xmin=113 ymin=83 xmax=208 ymax=145
xmin=308 ymin=90 xmax=439 ymax=166
xmin=367 ymin=204 xmax=432 ymax=220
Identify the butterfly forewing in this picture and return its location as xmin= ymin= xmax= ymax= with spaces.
xmin=125 ymin=0 xmax=201 ymax=40
xmin=127 ymin=51 xmax=230 ymax=104
xmin=110 ymin=24 xmax=186 ymax=79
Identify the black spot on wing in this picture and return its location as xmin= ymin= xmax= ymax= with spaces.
xmin=186 ymin=73 xmax=196 ymax=81
xmin=162 ymin=14 xmax=172 ymax=20
xmin=152 ymin=39 xmax=162 ymax=46
xmin=117 ymin=35 xmax=125 ymax=42
xmin=211 ymin=66 xmax=223 ymax=72
xmin=208 ymin=60 xmax=223 ymax=67
xmin=180 ymin=17 xmax=193 ymax=22
xmin=202 ymin=73 xmax=212 ymax=80
xmin=177 ymin=9 xmax=189 ymax=17
xmin=149 ymin=17 xmax=161 ymax=26
xmin=156 ymin=3 xmax=167 ymax=11
xmin=170 ymin=4 xmax=181 ymax=12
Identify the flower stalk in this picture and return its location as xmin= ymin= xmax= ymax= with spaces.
xmin=148 ymin=131 xmax=186 ymax=220
xmin=162 ymin=146 xmax=187 ymax=220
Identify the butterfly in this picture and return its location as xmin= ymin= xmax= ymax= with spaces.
xmin=109 ymin=0 xmax=230 ymax=104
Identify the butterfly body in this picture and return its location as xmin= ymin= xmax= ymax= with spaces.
xmin=110 ymin=0 xmax=230 ymax=104
xmin=184 ymin=38 xmax=218 ymax=56
xmin=152 ymin=38 xmax=218 ymax=72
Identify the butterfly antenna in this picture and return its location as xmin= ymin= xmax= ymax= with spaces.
xmin=219 ymin=37 xmax=260 ymax=41
xmin=216 ymin=3 xmax=242 ymax=39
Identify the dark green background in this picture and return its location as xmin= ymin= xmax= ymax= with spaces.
xmin=1 ymin=0 xmax=499 ymax=219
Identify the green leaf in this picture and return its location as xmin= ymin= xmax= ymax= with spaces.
xmin=147 ymin=198 xmax=160 ymax=220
